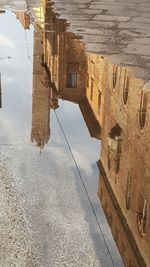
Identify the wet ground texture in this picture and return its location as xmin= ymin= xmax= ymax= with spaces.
xmin=51 ymin=0 xmax=150 ymax=80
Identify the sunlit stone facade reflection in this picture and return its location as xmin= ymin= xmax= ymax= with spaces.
xmin=33 ymin=2 xmax=150 ymax=266
xmin=15 ymin=11 xmax=30 ymax=29
xmin=32 ymin=2 xmax=150 ymax=265
xmin=98 ymin=66 xmax=150 ymax=267
xmin=31 ymin=29 xmax=50 ymax=149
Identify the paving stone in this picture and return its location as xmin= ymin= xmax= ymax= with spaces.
xmin=1 ymin=0 xmax=150 ymax=79
xmin=93 ymin=15 xmax=130 ymax=22
xmin=50 ymin=0 xmax=150 ymax=80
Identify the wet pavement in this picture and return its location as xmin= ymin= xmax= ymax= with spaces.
xmin=51 ymin=0 xmax=150 ymax=80
xmin=0 ymin=5 xmax=124 ymax=267
xmin=0 ymin=0 xmax=37 ymax=10
xmin=1 ymin=1 xmax=150 ymax=80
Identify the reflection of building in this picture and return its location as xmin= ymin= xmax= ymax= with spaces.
xmin=0 ymin=10 xmax=5 ymax=14
xmin=15 ymin=11 xmax=30 ymax=29
xmin=31 ymin=29 xmax=51 ymax=149
xmin=85 ymin=54 xmax=106 ymax=129
xmin=98 ymin=64 xmax=150 ymax=267
xmin=79 ymin=99 xmax=101 ymax=139
xmin=43 ymin=0 xmax=101 ymax=139
xmin=44 ymin=2 xmax=87 ymax=103
xmin=35 ymin=2 xmax=150 ymax=266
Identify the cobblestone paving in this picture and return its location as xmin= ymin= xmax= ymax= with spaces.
xmin=1 ymin=0 xmax=150 ymax=79
xmin=51 ymin=0 xmax=150 ymax=80
xmin=0 ymin=0 xmax=38 ymax=10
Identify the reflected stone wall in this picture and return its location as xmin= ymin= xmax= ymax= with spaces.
xmin=39 ymin=4 xmax=150 ymax=265
xmin=98 ymin=65 xmax=150 ymax=267
xmin=31 ymin=29 xmax=50 ymax=149
xmin=15 ymin=11 xmax=30 ymax=29
xmin=32 ymin=2 xmax=150 ymax=266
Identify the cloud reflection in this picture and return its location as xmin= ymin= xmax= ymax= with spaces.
xmin=0 ymin=33 xmax=14 ymax=47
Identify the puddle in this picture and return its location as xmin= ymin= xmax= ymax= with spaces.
xmin=0 ymin=1 xmax=150 ymax=267
xmin=0 ymin=7 xmax=123 ymax=267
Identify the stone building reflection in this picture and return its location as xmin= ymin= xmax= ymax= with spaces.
xmin=98 ymin=65 xmax=150 ymax=267
xmin=15 ymin=11 xmax=30 ymax=29
xmin=18 ymin=4 xmax=150 ymax=267
xmin=43 ymin=1 xmax=101 ymax=139
xmin=31 ymin=29 xmax=51 ymax=149
xmin=42 ymin=3 xmax=150 ymax=266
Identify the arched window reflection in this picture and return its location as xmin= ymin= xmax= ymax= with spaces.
xmin=108 ymin=123 xmax=122 ymax=174
xmin=97 ymin=90 xmax=101 ymax=113
xmin=112 ymin=66 xmax=118 ymax=89
xmin=90 ymin=78 xmax=94 ymax=101
xmin=139 ymin=90 xmax=148 ymax=129
xmin=125 ymin=172 xmax=132 ymax=210
xmin=123 ymin=70 xmax=130 ymax=105
xmin=137 ymin=190 xmax=147 ymax=237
